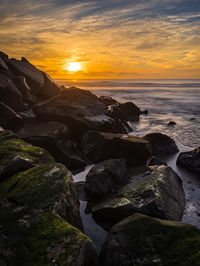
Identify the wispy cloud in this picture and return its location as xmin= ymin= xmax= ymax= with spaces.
xmin=0 ymin=0 xmax=199 ymax=78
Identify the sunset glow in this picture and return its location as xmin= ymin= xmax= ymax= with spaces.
xmin=0 ymin=1 xmax=199 ymax=79
xmin=66 ymin=62 xmax=82 ymax=72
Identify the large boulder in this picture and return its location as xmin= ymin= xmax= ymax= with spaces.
xmin=89 ymin=165 xmax=185 ymax=229
xmin=99 ymin=213 xmax=200 ymax=266
xmin=85 ymin=159 xmax=128 ymax=199
xmin=107 ymin=102 xmax=142 ymax=121
xmin=33 ymin=87 xmax=129 ymax=135
xmin=0 ymin=58 xmax=9 ymax=71
xmin=0 ymin=102 xmax=24 ymax=131
xmin=9 ymin=57 xmax=61 ymax=99
xmin=98 ymin=96 xmax=118 ymax=106
xmin=177 ymin=147 xmax=200 ymax=175
xmin=0 ymin=130 xmax=54 ymax=180
xmin=82 ymin=131 xmax=152 ymax=166
xmin=9 ymin=57 xmax=44 ymax=93
xmin=0 ymin=130 xmax=98 ymax=265
xmin=12 ymin=76 xmax=39 ymax=104
xmin=0 ymin=72 xmax=25 ymax=111
xmin=42 ymin=71 xmax=62 ymax=98
xmin=144 ymin=132 xmax=179 ymax=155
xmin=16 ymin=121 xmax=87 ymax=170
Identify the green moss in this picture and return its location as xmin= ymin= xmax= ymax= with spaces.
xmin=116 ymin=213 xmax=200 ymax=266
xmin=0 ymin=130 xmax=54 ymax=169
xmin=6 ymin=212 xmax=92 ymax=266
xmin=0 ymin=163 xmax=67 ymax=210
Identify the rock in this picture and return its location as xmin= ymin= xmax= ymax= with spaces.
xmin=16 ymin=121 xmax=87 ymax=171
xmin=168 ymin=120 xmax=176 ymax=126
xmin=0 ymin=102 xmax=24 ymax=131
xmin=0 ymin=72 xmax=25 ymax=111
xmin=0 ymin=130 xmax=54 ymax=180
xmin=81 ymin=131 xmax=152 ymax=166
xmin=0 ymin=130 xmax=98 ymax=265
xmin=99 ymin=213 xmax=200 ymax=266
xmin=12 ymin=76 xmax=39 ymax=104
xmin=141 ymin=109 xmax=148 ymax=115
xmin=0 ymin=51 xmax=9 ymax=62
xmin=117 ymin=102 xmax=142 ymax=121
xmin=18 ymin=109 xmax=37 ymax=122
xmin=144 ymin=132 xmax=179 ymax=155
xmin=177 ymin=147 xmax=200 ymax=175
xmin=90 ymin=165 xmax=185 ymax=229
xmin=98 ymin=96 xmax=118 ymax=106
xmin=76 ymin=181 xmax=88 ymax=201
xmin=34 ymin=87 xmax=128 ymax=135
xmin=9 ymin=57 xmax=45 ymax=95
xmin=85 ymin=159 xmax=128 ymax=199
xmin=0 ymin=58 xmax=9 ymax=71
xmin=107 ymin=102 xmax=142 ymax=122
xmin=106 ymin=105 xmax=127 ymax=121
xmin=41 ymin=72 xmax=61 ymax=98
xmin=147 ymin=156 xmax=167 ymax=166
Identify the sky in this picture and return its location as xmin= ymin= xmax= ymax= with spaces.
xmin=0 ymin=0 xmax=200 ymax=79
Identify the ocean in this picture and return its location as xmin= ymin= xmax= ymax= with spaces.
xmin=57 ymin=79 xmax=200 ymax=148
xmin=57 ymin=79 xmax=200 ymax=252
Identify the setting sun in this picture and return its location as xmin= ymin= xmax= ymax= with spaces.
xmin=67 ymin=62 xmax=82 ymax=72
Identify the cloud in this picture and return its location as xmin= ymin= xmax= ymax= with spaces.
xmin=0 ymin=0 xmax=199 ymax=78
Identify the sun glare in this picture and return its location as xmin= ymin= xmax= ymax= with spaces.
xmin=67 ymin=62 xmax=82 ymax=72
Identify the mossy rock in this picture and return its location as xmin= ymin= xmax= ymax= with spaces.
xmin=1 ymin=212 xmax=97 ymax=266
xmin=0 ymin=130 xmax=54 ymax=180
xmin=90 ymin=165 xmax=185 ymax=229
xmin=100 ymin=213 xmax=200 ymax=266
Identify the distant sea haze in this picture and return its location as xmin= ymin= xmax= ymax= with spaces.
xmin=57 ymin=79 xmax=200 ymax=149
xmin=57 ymin=79 xmax=200 ymax=88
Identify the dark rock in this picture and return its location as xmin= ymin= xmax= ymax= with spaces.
xmin=85 ymin=159 xmax=127 ymax=199
xmin=0 ymin=102 xmax=24 ymax=131
xmin=118 ymin=102 xmax=142 ymax=121
xmin=0 ymin=51 xmax=9 ymax=62
xmin=41 ymin=72 xmax=61 ymax=98
xmin=190 ymin=117 xmax=196 ymax=121
xmin=18 ymin=109 xmax=37 ymax=122
xmin=107 ymin=102 xmax=142 ymax=122
xmin=34 ymin=87 xmax=128 ymax=135
xmin=99 ymin=213 xmax=200 ymax=266
xmin=12 ymin=76 xmax=39 ymax=104
xmin=90 ymin=165 xmax=185 ymax=229
xmin=177 ymin=147 xmax=200 ymax=175
xmin=147 ymin=156 xmax=167 ymax=166
xmin=106 ymin=105 xmax=127 ymax=121
xmin=82 ymin=131 xmax=152 ymax=166
xmin=76 ymin=181 xmax=88 ymax=201
xmin=144 ymin=132 xmax=179 ymax=155
xmin=0 ymin=58 xmax=9 ymax=71
xmin=98 ymin=96 xmax=118 ymax=106
xmin=16 ymin=120 xmax=87 ymax=170
xmin=9 ymin=57 xmax=44 ymax=96
xmin=0 ymin=72 xmax=25 ymax=111
xmin=141 ymin=109 xmax=148 ymax=115
xmin=168 ymin=120 xmax=176 ymax=126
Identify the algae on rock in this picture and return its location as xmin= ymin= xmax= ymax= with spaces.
xmin=0 ymin=130 xmax=98 ymax=265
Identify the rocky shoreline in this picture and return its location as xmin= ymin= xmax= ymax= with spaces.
xmin=0 ymin=51 xmax=200 ymax=265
